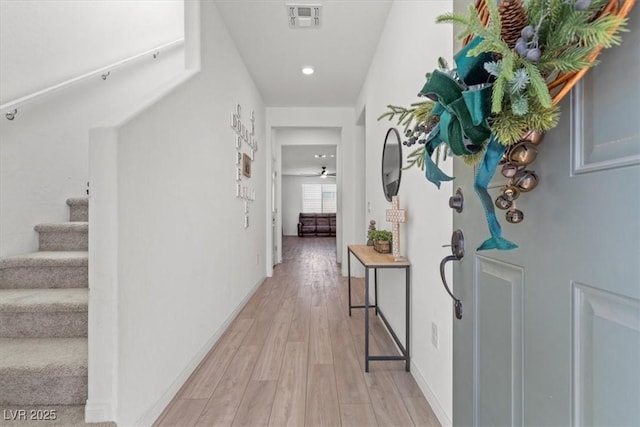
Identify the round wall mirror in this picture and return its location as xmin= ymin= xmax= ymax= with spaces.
xmin=381 ymin=128 xmax=402 ymax=202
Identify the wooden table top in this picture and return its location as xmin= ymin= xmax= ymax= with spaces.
xmin=348 ymin=245 xmax=411 ymax=268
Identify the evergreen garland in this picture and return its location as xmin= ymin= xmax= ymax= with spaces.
xmin=379 ymin=0 xmax=630 ymax=169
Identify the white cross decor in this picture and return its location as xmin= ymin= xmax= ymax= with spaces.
xmin=386 ymin=195 xmax=406 ymax=261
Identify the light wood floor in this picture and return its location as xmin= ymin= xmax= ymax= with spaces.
xmin=154 ymin=237 xmax=440 ymax=427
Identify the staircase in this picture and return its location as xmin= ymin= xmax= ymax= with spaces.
xmin=0 ymin=198 xmax=112 ymax=426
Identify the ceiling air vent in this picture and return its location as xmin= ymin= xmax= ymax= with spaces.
xmin=286 ymin=4 xmax=321 ymax=28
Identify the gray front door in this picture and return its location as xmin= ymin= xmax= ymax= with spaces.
xmin=451 ymin=6 xmax=639 ymax=426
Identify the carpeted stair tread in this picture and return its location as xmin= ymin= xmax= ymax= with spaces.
xmin=34 ymin=222 xmax=88 ymax=232
xmin=66 ymin=198 xmax=88 ymax=207
xmin=34 ymin=224 xmax=88 ymax=251
xmin=0 ymin=252 xmax=88 ymax=269
xmin=0 ymin=338 xmax=87 ymax=376
xmin=66 ymin=198 xmax=88 ymax=222
xmin=0 ymin=252 xmax=88 ymax=289
xmin=0 ymin=289 xmax=87 ymax=313
xmin=0 ymin=289 xmax=88 ymax=337
xmin=0 ymin=339 xmax=88 ymax=405
xmin=0 ymin=405 xmax=115 ymax=427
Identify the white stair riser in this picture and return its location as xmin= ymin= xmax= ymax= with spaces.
xmin=0 ymin=375 xmax=87 ymax=405
xmin=0 ymin=267 xmax=87 ymax=289
xmin=38 ymin=231 xmax=88 ymax=251
xmin=0 ymin=311 xmax=87 ymax=338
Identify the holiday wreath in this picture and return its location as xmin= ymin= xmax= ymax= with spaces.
xmin=379 ymin=0 xmax=636 ymax=250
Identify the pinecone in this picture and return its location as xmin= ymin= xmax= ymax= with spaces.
xmin=499 ymin=0 xmax=529 ymax=49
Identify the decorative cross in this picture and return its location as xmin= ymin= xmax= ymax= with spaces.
xmin=386 ymin=195 xmax=407 ymax=261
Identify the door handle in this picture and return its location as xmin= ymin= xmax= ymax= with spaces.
xmin=440 ymin=229 xmax=464 ymax=319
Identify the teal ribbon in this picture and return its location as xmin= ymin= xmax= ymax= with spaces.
xmin=474 ymin=137 xmax=518 ymax=251
xmin=417 ymin=37 xmax=518 ymax=250
xmin=423 ymin=133 xmax=453 ymax=189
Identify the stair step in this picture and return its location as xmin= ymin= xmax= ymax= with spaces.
xmin=0 ymin=405 xmax=116 ymax=427
xmin=34 ymin=223 xmax=88 ymax=252
xmin=0 ymin=338 xmax=87 ymax=405
xmin=0 ymin=289 xmax=88 ymax=338
xmin=0 ymin=252 xmax=88 ymax=289
xmin=67 ymin=198 xmax=88 ymax=222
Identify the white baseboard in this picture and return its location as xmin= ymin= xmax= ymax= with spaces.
xmin=85 ymin=400 xmax=113 ymax=423
xmin=411 ymin=360 xmax=452 ymax=427
xmin=135 ymin=277 xmax=265 ymax=427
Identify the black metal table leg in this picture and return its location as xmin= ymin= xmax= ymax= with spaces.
xmin=405 ymin=266 xmax=411 ymax=371
xmin=348 ymin=248 xmax=352 ymax=316
xmin=374 ymin=268 xmax=379 ymax=316
xmin=364 ymin=267 xmax=370 ymax=372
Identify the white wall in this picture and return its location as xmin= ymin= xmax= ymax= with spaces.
xmin=0 ymin=0 xmax=185 ymax=257
xmin=355 ymin=1 xmax=454 ymax=425
xmin=89 ymin=1 xmax=266 ymax=425
xmin=0 ymin=0 xmax=183 ymax=103
xmin=276 ymin=127 xmax=341 ymax=147
xmin=266 ymin=107 xmax=362 ymax=277
xmin=282 ymin=175 xmax=337 ymax=236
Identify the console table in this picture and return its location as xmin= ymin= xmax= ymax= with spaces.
xmin=347 ymin=245 xmax=411 ymax=372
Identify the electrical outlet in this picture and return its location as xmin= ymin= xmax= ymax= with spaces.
xmin=431 ymin=322 xmax=439 ymax=349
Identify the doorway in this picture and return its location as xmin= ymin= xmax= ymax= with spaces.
xmin=276 ymin=127 xmax=340 ymax=264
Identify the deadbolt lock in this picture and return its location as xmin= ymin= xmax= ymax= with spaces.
xmin=449 ymin=188 xmax=464 ymax=213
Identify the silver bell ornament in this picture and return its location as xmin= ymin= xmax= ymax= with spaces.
xmin=495 ymin=195 xmax=513 ymax=210
xmin=513 ymin=170 xmax=539 ymax=192
xmin=508 ymin=141 xmax=538 ymax=166
xmin=521 ymin=130 xmax=545 ymax=145
xmin=501 ymin=185 xmax=520 ymax=202
xmin=506 ymin=208 xmax=524 ymax=224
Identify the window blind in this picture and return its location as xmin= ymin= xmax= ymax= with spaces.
xmin=302 ymin=183 xmax=336 ymax=213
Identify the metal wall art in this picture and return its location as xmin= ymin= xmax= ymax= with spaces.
xmin=231 ymin=102 xmax=258 ymax=228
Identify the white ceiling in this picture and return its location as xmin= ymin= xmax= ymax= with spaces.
xmin=216 ymin=0 xmax=393 ymax=106
xmin=282 ymin=145 xmax=336 ymax=176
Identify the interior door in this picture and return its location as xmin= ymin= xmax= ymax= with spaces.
xmin=271 ymin=157 xmax=278 ymax=267
xmin=451 ymin=7 xmax=639 ymax=426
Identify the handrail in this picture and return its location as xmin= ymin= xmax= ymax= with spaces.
xmin=1 ymin=38 xmax=185 ymax=120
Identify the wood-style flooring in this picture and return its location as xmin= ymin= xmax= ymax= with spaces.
xmin=154 ymin=237 xmax=440 ymax=427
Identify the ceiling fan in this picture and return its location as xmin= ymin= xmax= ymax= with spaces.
xmin=298 ymin=166 xmax=336 ymax=178
xmin=319 ymin=166 xmax=336 ymax=178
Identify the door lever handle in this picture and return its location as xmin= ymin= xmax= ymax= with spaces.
xmin=440 ymin=255 xmax=463 ymax=319
xmin=440 ymin=229 xmax=465 ymax=320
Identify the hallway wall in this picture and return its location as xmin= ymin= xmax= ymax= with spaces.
xmin=88 ymin=2 xmax=266 ymax=425
xmin=356 ymin=1 xmax=454 ymax=425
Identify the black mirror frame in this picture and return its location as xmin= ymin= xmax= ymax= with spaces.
xmin=381 ymin=127 xmax=403 ymax=202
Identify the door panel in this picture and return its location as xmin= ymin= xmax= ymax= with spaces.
xmin=475 ymin=256 xmax=523 ymax=427
xmin=452 ymin=5 xmax=639 ymax=427
xmin=573 ymin=283 xmax=640 ymax=427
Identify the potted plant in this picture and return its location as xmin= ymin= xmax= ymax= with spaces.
xmin=370 ymin=230 xmax=392 ymax=254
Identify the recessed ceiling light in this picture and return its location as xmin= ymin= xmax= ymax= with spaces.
xmin=314 ymin=154 xmax=326 ymax=158
xmin=302 ymin=67 xmax=314 ymax=75
xmin=330 ymin=154 xmax=335 ymax=158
